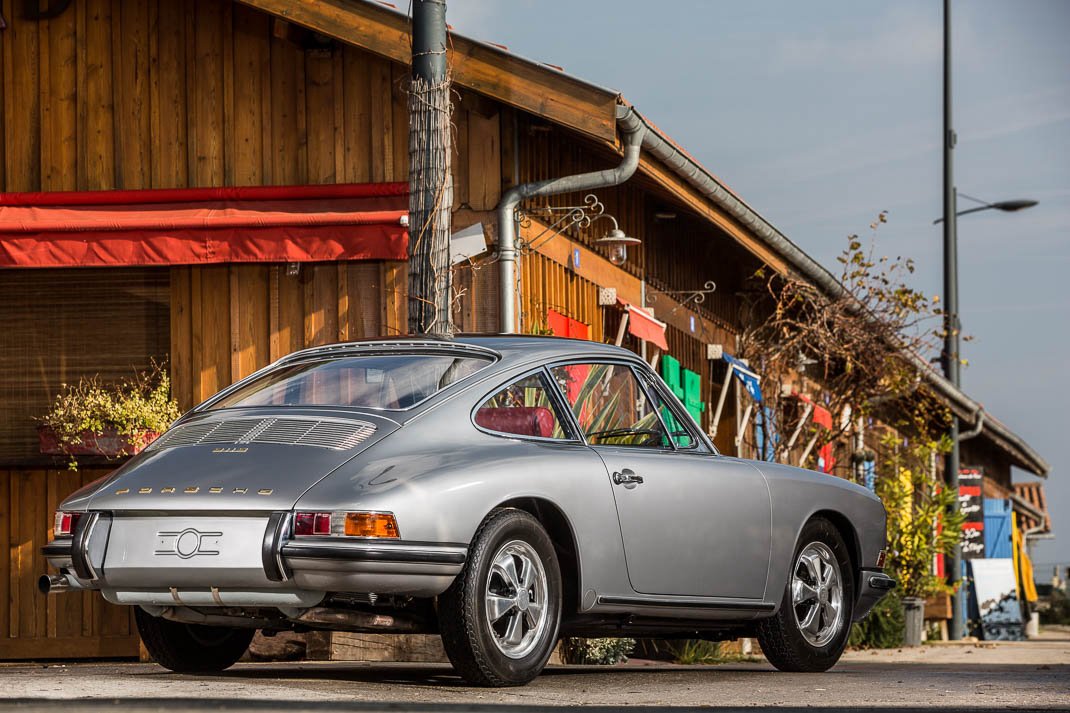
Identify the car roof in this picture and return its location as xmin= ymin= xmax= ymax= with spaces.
xmin=276 ymin=334 xmax=645 ymax=368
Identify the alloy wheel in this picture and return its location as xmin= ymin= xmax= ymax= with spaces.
xmin=484 ymin=539 xmax=548 ymax=659
xmin=791 ymin=541 xmax=844 ymax=647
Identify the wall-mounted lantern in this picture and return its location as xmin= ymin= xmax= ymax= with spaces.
xmin=595 ymin=217 xmax=641 ymax=266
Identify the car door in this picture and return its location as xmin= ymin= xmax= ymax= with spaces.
xmin=549 ymin=360 xmax=772 ymax=600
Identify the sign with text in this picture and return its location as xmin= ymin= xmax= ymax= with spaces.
xmin=959 ymin=466 xmax=985 ymax=559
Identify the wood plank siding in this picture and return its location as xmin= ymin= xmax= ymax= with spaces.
xmin=169 ymin=261 xmax=407 ymax=411
xmin=1 ymin=0 xmax=409 ymax=194
xmin=1 ymin=467 xmax=138 ymax=659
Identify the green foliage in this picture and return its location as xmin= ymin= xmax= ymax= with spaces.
xmin=848 ymin=590 xmax=905 ymax=649
xmin=562 ymin=637 xmax=635 ymax=665
xmin=1040 ymin=589 xmax=1070 ymax=626
xmin=40 ymin=362 xmax=180 ymax=469
xmin=875 ymin=433 xmax=966 ymax=599
xmin=668 ymin=639 xmax=725 ymax=665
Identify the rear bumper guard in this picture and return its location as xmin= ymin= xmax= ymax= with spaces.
xmin=853 ymin=568 xmax=897 ymax=621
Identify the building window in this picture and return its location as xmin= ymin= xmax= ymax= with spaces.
xmin=0 ymin=268 xmax=170 ymax=465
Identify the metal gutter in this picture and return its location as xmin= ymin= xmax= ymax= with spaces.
xmin=618 ymin=106 xmax=1050 ymax=478
xmin=496 ymin=105 xmax=645 ymax=333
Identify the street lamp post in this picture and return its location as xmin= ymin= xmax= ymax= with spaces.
xmin=942 ymin=0 xmax=1037 ymax=641
xmin=942 ymin=0 xmax=963 ymax=640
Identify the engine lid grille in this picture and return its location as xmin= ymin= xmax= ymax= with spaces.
xmin=150 ymin=417 xmax=377 ymax=452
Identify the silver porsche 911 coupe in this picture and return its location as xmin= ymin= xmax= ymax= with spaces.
xmin=42 ymin=335 xmax=894 ymax=686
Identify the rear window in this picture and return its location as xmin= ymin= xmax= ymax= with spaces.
xmin=208 ymin=353 xmax=493 ymax=411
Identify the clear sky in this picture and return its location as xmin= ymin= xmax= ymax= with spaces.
xmin=446 ymin=0 xmax=1070 ymax=573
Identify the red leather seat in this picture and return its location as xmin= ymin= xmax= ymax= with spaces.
xmin=475 ymin=407 xmax=555 ymax=438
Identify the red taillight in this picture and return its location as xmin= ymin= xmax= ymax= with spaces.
xmin=293 ymin=512 xmax=332 ymax=537
xmin=53 ymin=511 xmax=83 ymax=537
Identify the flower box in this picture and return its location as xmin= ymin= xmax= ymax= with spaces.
xmin=37 ymin=424 xmax=159 ymax=458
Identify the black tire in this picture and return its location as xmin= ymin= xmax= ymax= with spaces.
xmin=757 ymin=517 xmax=855 ymax=672
xmin=438 ymin=508 xmax=562 ymax=687
xmin=135 ymin=607 xmax=255 ymax=673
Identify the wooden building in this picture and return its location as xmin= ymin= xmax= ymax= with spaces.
xmin=0 ymin=0 xmax=1049 ymax=658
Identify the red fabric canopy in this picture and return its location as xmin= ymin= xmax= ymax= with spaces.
xmin=619 ymin=300 xmax=668 ymax=350
xmin=0 ymin=183 xmax=409 ymax=268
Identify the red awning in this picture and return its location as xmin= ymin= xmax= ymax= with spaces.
xmin=619 ymin=299 xmax=668 ymax=351
xmin=0 ymin=183 xmax=409 ymax=268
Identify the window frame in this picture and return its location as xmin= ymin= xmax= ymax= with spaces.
xmin=546 ymin=358 xmax=684 ymax=453
xmin=198 ymin=348 xmax=497 ymax=414
xmin=633 ymin=363 xmax=714 ymax=454
xmin=470 ymin=366 xmax=581 ymax=444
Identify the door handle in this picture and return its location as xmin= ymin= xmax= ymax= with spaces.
xmin=612 ymin=469 xmax=644 ymax=486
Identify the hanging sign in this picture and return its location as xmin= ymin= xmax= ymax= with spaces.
xmin=959 ymin=466 xmax=986 ymax=559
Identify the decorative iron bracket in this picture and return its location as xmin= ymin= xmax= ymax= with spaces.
xmin=517 ymin=194 xmax=607 ymax=252
xmin=648 ymin=280 xmax=717 ymax=314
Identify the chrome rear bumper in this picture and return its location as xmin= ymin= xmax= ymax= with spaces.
xmin=42 ymin=510 xmax=466 ymax=605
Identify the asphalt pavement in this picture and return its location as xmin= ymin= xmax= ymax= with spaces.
xmin=1 ymin=630 xmax=1067 ymax=712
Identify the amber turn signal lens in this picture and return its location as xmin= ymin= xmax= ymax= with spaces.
xmin=344 ymin=512 xmax=399 ymax=538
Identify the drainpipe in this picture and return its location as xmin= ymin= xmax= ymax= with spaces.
xmin=958 ymin=408 xmax=985 ymax=441
xmin=496 ymin=105 xmax=646 ymax=333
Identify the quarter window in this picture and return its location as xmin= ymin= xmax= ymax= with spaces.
xmin=474 ymin=373 xmax=568 ymax=440
xmin=550 ymin=363 xmax=670 ymax=449
xmin=640 ymin=371 xmax=698 ymax=449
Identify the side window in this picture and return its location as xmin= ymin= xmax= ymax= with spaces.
xmin=640 ymin=371 xmax=699 ymax=449
xmin=474 ymin=373 xmax=568 ymax=440
xmin=549 ymin=363 xmax=670 ymax=449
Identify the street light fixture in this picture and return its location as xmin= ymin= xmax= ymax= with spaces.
xmin=933 ymin=193 xmax=1039 ymax=224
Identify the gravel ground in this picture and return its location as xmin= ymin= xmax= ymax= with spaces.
xmin=0 ymin=629 xmax=1067 ymax=711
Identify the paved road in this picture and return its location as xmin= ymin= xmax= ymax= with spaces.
xmin=1 ymin=633 xmax=1067 ymax=711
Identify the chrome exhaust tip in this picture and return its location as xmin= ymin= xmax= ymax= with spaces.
xmin=38 ymin=574 xmax=72 ymax=595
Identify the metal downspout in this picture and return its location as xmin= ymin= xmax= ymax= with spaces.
xmin=496 ymin=106 xmax=646 ymax=333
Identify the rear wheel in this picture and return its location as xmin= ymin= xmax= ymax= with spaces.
xmin=757 ymin=517 xmax=854 ymax=672
xmin=438 ymin=508 xmax=562 ymax=686
xmin=135 ymin=607 xmax=254 ymax=672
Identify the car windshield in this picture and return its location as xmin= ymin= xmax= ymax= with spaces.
xmin=208 ymin=352 xmax=493 ymax=411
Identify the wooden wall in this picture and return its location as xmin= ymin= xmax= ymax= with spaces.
xmin=519 ymin=251 xmax=605 ymax=341
xmin=1 ymin=467 xmax=138 ymax=659
xmin=170 ymin=262 xmax=407 ymax=411
xmin=0 ymin=0 xmax=412 ymax=193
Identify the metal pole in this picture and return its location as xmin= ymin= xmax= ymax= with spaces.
xmin=408 ymin=0 xmax=453 ymax=335
xmin=943 ymin=0 xmax=964 ymax=640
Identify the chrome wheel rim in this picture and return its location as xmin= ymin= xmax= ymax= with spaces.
xmin=484 ymin=539 xmax=548 ymax=659
xmin=791 ymin=541 xmax=844 ymax=647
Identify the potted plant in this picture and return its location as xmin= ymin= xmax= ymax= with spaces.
xmin=875 ymin=434 xmax=966 ymax=646
xmin=38 ymin=362 xmax=180 ymax=469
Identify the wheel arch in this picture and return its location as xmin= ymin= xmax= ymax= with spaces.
xmin=494 ymin=497 xmax=582 ymax=617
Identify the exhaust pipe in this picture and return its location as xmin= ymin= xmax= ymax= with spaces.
xmin=38 ymin=573 xmax=77 ymax=595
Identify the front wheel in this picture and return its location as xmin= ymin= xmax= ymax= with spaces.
xmin=438 ymin=508 xmax=562 ymax=686
xmin=135 ymin=607 xmax=255 ymax=672
xmin=757 ymin=517 xmax=855 ymax=672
